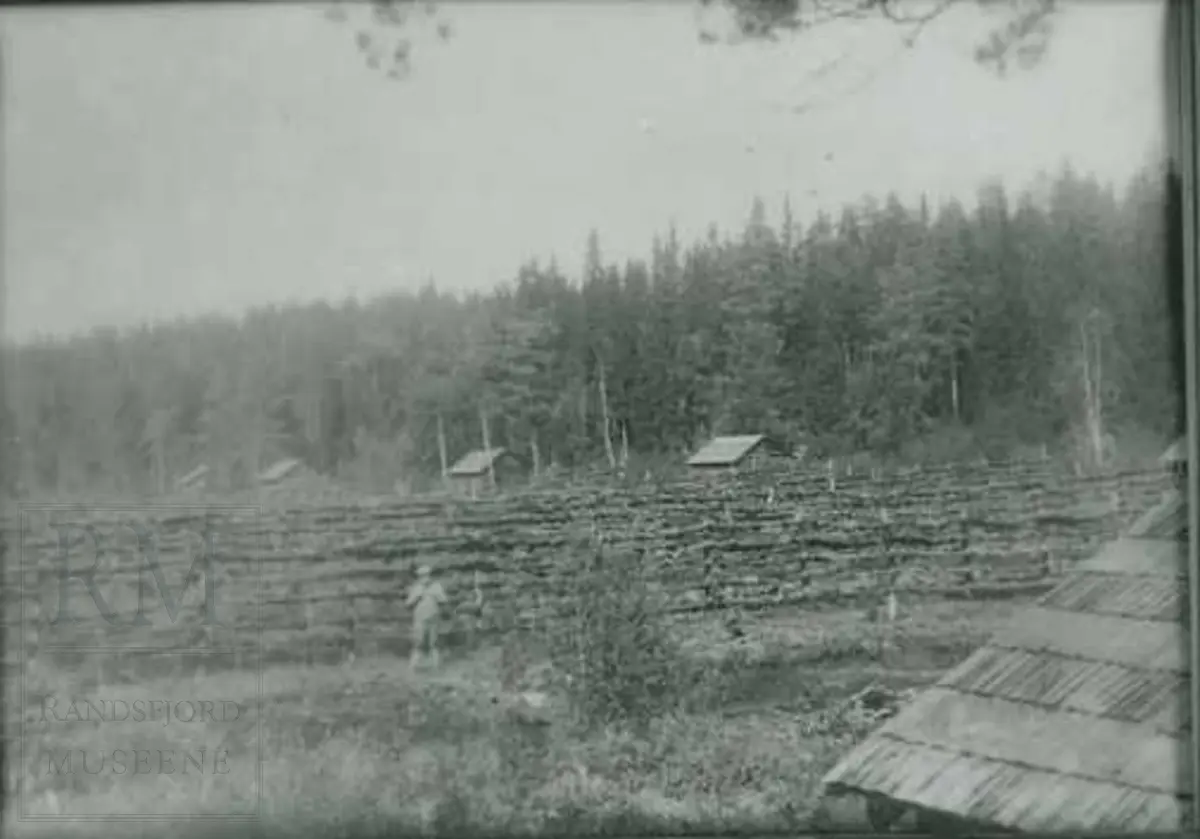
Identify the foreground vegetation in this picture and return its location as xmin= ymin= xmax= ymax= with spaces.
xmin=6 ymin=451 xmax=1175 ymax=835
xmin=12 ymin=590 xmax=1015 ymax=835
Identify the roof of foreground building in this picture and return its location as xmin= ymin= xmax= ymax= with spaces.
xmin=821 ymin=491 xmax=1192 ymax=833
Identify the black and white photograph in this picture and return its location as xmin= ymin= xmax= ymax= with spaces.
xmin=2 ymin=0 xmax=1195 ymax=835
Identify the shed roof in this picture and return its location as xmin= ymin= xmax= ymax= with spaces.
xmin=175 ymin=464 xmax=209 ymax=488
xmin=1128 ymin=489 xmax=1187 ymax=540
xmin=257 ymin=458 xmax=302 ymax=485
xmin=1160 ymin=437 xmax=1187 ymax=466
xmin=449 ymin=448 xmax=511 ymax=478
xmin=821 ymin=498 xmax=1192 ymax=833
xmin=687 ymin=434 xmax=772 ymax=467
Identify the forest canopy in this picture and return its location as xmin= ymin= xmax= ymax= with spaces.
xmin=1 ymin=161 xmax=1178 ymax=496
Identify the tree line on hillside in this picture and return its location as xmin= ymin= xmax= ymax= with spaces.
xmin=0 ymin=161 xmax=1182 ymax=497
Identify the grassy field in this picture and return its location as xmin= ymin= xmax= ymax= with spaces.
xmin=9 ymin=592 xmax=1017 ymax=837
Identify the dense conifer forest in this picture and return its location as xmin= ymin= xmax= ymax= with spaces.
xmin=2 ymin=162 xmax=1180 ymax=496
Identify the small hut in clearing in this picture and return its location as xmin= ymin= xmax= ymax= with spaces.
xmin=1160 ymin=436 xmax=1188 ymax=476
xmin=174 ymin=464 xmax=210 ymax=494
xmin=819 ymin=484 xmax=1191 ymax=833
xmin=448 ymin=448 xmax=527 ymax=498
xmin=686 ymin=434 xmax=789 ymax=479
xmin=257 ymin=458 xmax=304 ymax=487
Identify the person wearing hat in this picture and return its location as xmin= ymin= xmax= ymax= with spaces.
xmin=406 ymin=563 xmax=447 ymax=669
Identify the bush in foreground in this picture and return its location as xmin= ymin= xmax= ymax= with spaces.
xmin=548 ymin=541 xmax=692 ymax=729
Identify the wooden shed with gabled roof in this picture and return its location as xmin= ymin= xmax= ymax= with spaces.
xmin=1160 ymin=436 xmax=1188 ymax=476
xmin=819 ymin=486 xmax=1193 ymax=833
xmin=174 ymin=463 xmax=209 ymax=493
xmin=448 ymin=447 xmax=527 ymax=498
xmin=686 ymin=434 xmax=790 ymax=477
xmin=257 ymin=457 xmax=304 ymax=486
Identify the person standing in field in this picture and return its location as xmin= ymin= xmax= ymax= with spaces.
xmin=407 ymin=564 xmax=447 ymax=670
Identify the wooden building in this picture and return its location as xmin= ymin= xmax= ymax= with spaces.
xmin=174 ymin=463 xmax=210 ymax=494
xmin=1159 ymin=436 xmax=1188 ymax=477
xmin=257 ymin=457 xmax=304 ymax=486
xmin=819 ymin=483 xmax=1191 ymax=833
xmin=448 ymin=448 xmax=527 ymax=498
xmin=686 ymin=434 xmax=789 ymax=478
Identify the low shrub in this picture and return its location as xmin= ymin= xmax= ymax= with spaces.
xmin=547 ymin=542 xmax=688 ymax=729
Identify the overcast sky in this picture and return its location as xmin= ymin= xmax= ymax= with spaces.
xmin=4 ymin=1 xmax=1164 ymax=342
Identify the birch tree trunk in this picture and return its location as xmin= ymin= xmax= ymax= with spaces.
xmin=304 ymin=385 xmax=322 ymax=447
xmin=577 ymin=383 xmax=588 ymax=449
xmin=479 ymin=404 xmax=495 ymax=491
xmin=1078 ymin=320 xmax=1092 ymax=471
xmin=1080 ymin=317 xmax=1105 ymax=471
xmin=436 ymin=411 xmax=449 ymax=482
xmin=949 ymin=353 xmax=960 ymax=421
xmin=1092 ymin=321 xmax=1105 ymax=467
xmin=597 ymin=359 xmax=617 ymax=470
xmin=154 ymin=438 xmax=166 ymax=495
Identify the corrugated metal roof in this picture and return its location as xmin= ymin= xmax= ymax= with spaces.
xmin=821 ymin=494 xmax=1192 ymax=832
xmin=448 ymin=448 xmax=508 ymax=477
xmin=687 ymin=435 xmax=767 ymax=467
